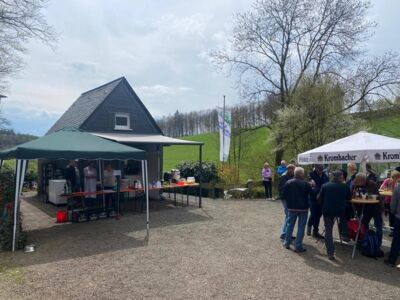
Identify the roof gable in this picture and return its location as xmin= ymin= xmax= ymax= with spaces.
xmin=46 ymin=77 xmax=124 ymax=135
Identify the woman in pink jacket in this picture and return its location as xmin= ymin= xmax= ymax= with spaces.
xmin=262 ymin=162 xmax=273 ymax=200
xmin=380 ymin=170 xmax=400 ymax=231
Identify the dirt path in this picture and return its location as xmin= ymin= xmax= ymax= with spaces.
xmin=0 ymin=194 xmax=399 ymax=299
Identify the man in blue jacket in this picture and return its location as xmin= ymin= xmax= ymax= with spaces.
xmin=276 ymin=160 xmax=287 ymax=177
xmin=318 ymin=170 xmax=351 ymax=260
xmin=283 ymin=167 xmax=313 ymax=253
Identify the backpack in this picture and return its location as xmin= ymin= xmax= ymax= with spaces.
xmin=347 ymin=219 xmax=365 ymax=241
xmin=361 ymin=229 xmax=382 ymax=259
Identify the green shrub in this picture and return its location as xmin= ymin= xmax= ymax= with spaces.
xmin=0 ymin=169 xmax=26 ymax=250
xmin=176 ymin=161 xmax=219 ymax=183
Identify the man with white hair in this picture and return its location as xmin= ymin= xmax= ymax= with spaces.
xmin=276 ymin=160 xmax=287 ymax=177
xmin=283 ymin=167 xmax=313 ymax=252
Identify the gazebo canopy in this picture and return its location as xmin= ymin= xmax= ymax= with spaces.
xmin=298 ymin=131 xmax=400 ymax=165
xmin=0 ymin=128 xmax=145 ymax=160
xmin=0 ymin=128 xmax=149 ymax=252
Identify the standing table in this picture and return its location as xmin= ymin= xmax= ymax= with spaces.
xmin=379 ymin=189 xmax=393 ymax=197
xmin=350 ymin=198 xmax=380 ymax=258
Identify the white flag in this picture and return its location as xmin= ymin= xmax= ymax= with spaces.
xmin=217 ymin=108 xmax=231 ymax=162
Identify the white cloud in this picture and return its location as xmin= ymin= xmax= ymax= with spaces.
xmin=3 ymin=0 xmax=398 ymax=136
xmin=137 ymin=85 xmax=193 ymax=97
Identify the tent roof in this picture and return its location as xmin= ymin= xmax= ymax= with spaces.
xmin=298 ymin=131 xmax=400 ymax=164
xmin=92 ymin=132 xmax=204 ymax=146
xmin=0 ymin=128 xmax=145 ymax=160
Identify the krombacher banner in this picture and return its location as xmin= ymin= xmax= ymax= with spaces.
xmin=297 ymin=132 xmax=400 ymax=165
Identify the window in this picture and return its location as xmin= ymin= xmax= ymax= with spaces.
xmin=114 ymin=113 xmax=131 ymax=130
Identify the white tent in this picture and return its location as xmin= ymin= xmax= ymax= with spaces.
xmin=298 ymin=131 xmax=400 ymax=165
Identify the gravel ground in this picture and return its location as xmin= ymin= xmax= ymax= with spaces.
xmin=0 ymin=193 xmax=399 ymax=300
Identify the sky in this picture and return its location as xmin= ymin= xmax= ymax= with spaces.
xmin=1 ymin=0 xmax=399 ymax=136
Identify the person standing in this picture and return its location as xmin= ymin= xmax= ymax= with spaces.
xmin=346 ymin=163 xmax=358 ymax=187
xmin=278 ymin=164 xmax=295 ymax=240
xmin=84 ymin=161 xmax=97 ymax=207
xmin=262 ymin=162 xmax=273 ymax=200
xmin=283 ymin=167 xmax=313 ymax=253
xmin=103 ymin=163 xmax=116 ymax=208
xmin=307 ymin=164 xmax=329 ymax=238
xmin=385 ymin=178 xmax=400 ymax=267
xmin=352 ymin=173 xmax=383 ymax=250
xmin=380 ymin=170 xmax=400 ymax=232
xmin=276 ymin=160 xmax=287 ymax=177
xmin=318 ymin=170 xmax=351 ymax=260
xmin=64 ymin=160 xmax=80 ymax=192
xmin=366 ymin=163 xmax=377 ymax=183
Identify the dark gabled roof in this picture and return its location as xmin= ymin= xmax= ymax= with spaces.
xmin=46 ymin=77 xmax=124 ymax=135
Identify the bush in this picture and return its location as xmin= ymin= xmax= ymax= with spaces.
xmin=217 ymin=164 xmax=239 ymax=187
xmin=0 ymin=169 xmax=26 ymax=250
xmin=176 ymin=161 xmax=219 ymax=183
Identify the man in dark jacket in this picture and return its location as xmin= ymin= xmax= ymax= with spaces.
xmin=318 ymin=170 xmax=351 ymax=260
xmin=307 ymin=164 xmax=329 ymax=238
xmin=385 ymin=179 xmax=400 ymax=267
xmin=352 ymin=173 xmax=383 ymax=249
xmin=64 ymin=160 xmax=80 ymax=192
xmin=366 ymin=163 xmax=377 ymax=183
xmin=283 ymin=167 xmax=313 ymax=253
xmin=278 ymin=164 xmax=295 ymax=240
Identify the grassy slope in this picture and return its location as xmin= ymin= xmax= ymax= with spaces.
xmin=163 ymin=114 xmax=400 ymax=183
xmin=367 ymin=115 xmax=400 ymax=138
xmin=163 ymin=133 xmax=219 ymax=171
xmin=163 ymin=128 xmax=274 ymax=181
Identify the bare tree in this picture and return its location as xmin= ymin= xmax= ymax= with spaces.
xmin=337 ymin=53 xmax=400 ymax=112
xmin=211 ymin=0 xmax=400 ymax=165
xmin=0 ymin=0 xmax=57 ymax=92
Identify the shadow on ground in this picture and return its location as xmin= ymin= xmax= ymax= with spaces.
xmin=1 ymin=193 xmax=210 ymax=268
xmin=296 ymin=239 xmax=400 ymax=288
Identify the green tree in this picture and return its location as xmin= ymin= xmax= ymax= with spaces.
xmin=212 ymin=0 xmax=400 ymax=165
xmin=270 ymin=78 xmax=366 ymax=156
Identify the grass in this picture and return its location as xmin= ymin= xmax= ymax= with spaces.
xmin=368 ymin=115 xmax=400 ymax=138
xmin=163 ymin=133 xmax=219 ymax=171
xmin=163 ymin=114 xmax=400 ymax=183
xmin=163 ymin=128 xmax=274 ymax=182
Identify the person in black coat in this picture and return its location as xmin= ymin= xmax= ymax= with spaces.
xmin=307 ymin=164 xmax=329 ymax=238
xmin=318 ymin=170 xmax=351 ymax=260
xmin=64 ymin=160 xmax=80 ymax=192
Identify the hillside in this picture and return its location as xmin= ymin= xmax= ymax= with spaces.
xmin=164 ymin=127 xmax=273 ymax=181
xmin=0 ymin=129 xmax=37 ymax=150
xmin=163 ymin=114 xmax=400 ymax=182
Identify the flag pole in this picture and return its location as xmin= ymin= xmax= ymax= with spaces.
xmin=222 ymin=95 xmax=226 ymax=162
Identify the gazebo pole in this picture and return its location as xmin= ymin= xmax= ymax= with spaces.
xmin=141 ymin=160 xmax=149 ymax=239
xmin=12 ymin=159 xmax=28 ymax=252
xmin=98 ymin=160 xmax=105 ymax=210
xmin=0 ymin=159 xmax=3 ymax=171
xmin=145 ymin=160 xmax=149 ymax=238
xmin=199 ymin=144 xmax=202 ymax=208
